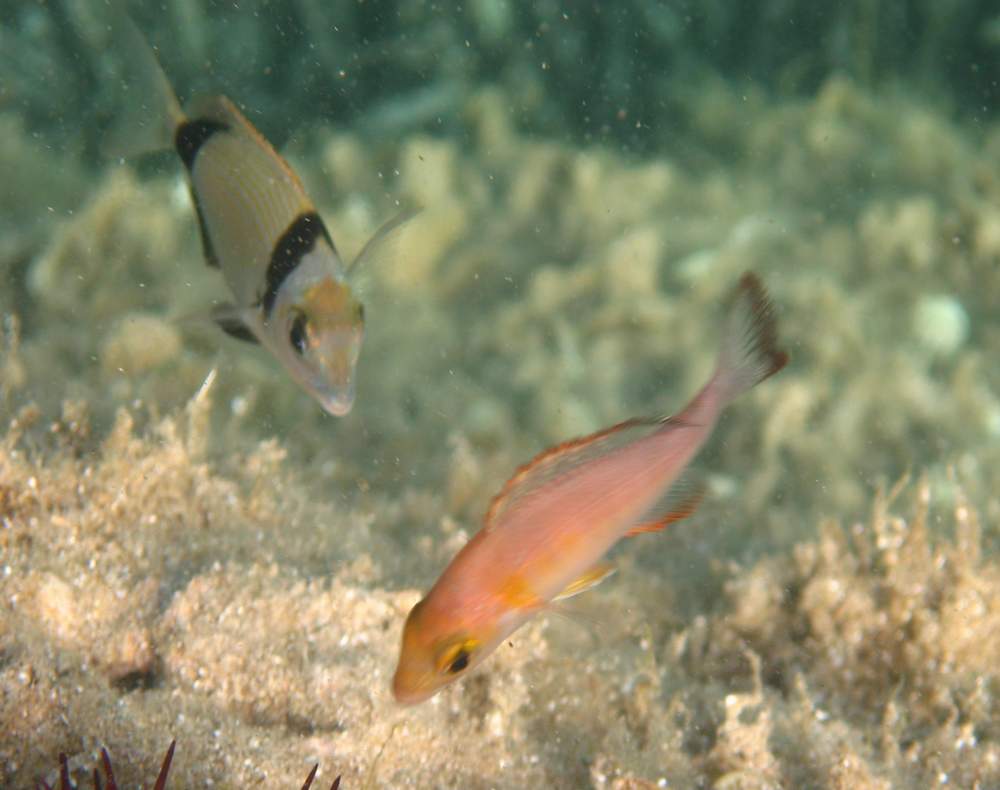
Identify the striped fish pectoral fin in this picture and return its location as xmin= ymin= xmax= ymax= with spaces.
xmin=211 ymin=303 xmax=259 ymax=344
xmin=552 ymin=562 xmax=617 ymax=602
xmin=625 ymin=473 xmax=706 ymax=537
xmin=348 ymin=205 xmax=423 ymax=275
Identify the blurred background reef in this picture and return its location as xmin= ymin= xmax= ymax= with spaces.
xmin=1 ymin=1 xmax=1000 ymax=787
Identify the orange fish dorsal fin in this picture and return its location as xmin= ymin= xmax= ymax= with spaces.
xmin=484 ymin=417 xmax=664 ymax=530
xmin=552 ymin=562 xmax=616 ymax=602
xmin=625 ymin=474 xmax=705 ymax=537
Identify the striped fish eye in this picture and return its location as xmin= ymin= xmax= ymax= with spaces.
xmin=436 ymin=639 xmax=479 ymax=675
xmin=289 ymin=312 xmax=309 ymax=356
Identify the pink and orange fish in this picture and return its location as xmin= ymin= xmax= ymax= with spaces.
xmin=393 ymin=272 xmax=788 ymax=704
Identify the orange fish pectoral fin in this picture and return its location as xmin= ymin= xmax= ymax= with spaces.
xmin=625 ymin=475 xmax=706 ymax=537
xmin=552 ymin=562 xmax=616 ymax=602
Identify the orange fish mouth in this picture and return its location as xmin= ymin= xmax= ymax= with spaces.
xmin=391 ymin=670 xmax=438 ymax=705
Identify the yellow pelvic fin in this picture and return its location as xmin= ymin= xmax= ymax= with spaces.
xmin=553 ymin=562 xmax=616 ymax=602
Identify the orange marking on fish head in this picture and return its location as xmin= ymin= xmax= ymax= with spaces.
xmin=274 ymin=277 xmax=364 ymax=416
xmin=302 ymin=278 xmax=356 ymax=325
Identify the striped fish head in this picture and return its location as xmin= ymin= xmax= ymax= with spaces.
xmin=392 ymin=595 xmax=510 ymax=705
xmin=270 ymin=278 xmax=365 ymax=416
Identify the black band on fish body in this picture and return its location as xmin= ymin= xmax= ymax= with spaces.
xmin=175 ymin=119 xmax=229 ymax=170
xmin=175 ymin=120 xmax=228 ymax=266
xmin=191 ymin=189 xmax=220 ymax=267
xmin=261 ymin=212 xmax=335 ymax=317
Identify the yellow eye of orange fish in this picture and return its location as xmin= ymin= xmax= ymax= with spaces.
xmin=436 ymin=639 xmax=479 ymax=675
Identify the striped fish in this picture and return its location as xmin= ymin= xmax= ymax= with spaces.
xmin=114 ymin=18 xmax=412 ymax=416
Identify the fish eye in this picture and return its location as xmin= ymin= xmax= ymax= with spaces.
xmin=289 ymin=312 xmax=308 ymax=356
xmin=448 ymin=650 xmax=469 ymax=674
xmin=436 ymin=639 xmax=479 ymax=675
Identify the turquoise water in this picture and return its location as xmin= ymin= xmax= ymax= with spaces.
xmin=2 ymin=2 xmax=999 ymax=787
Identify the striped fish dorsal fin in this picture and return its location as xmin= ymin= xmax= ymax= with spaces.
xmin=188 ymin=94 xmax=244 ymax=126
xmin=483 ymin=417 xmax=664 ymax=530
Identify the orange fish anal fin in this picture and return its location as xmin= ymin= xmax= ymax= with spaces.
xmin=625 ymin=477 xmax=705 ymax=537
xmin=552 ymin=562 xmax=616 ymax=602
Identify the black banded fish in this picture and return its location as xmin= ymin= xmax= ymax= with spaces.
xmin=112 ymin=17 xmax=414 ymax=416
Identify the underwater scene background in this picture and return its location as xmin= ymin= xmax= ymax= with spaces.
xmin=2 ymin=1 xmax=1000 ymax=787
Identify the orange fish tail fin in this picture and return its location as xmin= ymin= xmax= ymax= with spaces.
xmin=713 ymin=272 xmax=788 ymax=405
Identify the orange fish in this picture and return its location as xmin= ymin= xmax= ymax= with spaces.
xmin=392 ymin=272 xmax=788 ymax=704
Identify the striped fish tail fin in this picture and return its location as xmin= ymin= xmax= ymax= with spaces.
xmin=102 ymin=14 xmax=185 ymax=160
